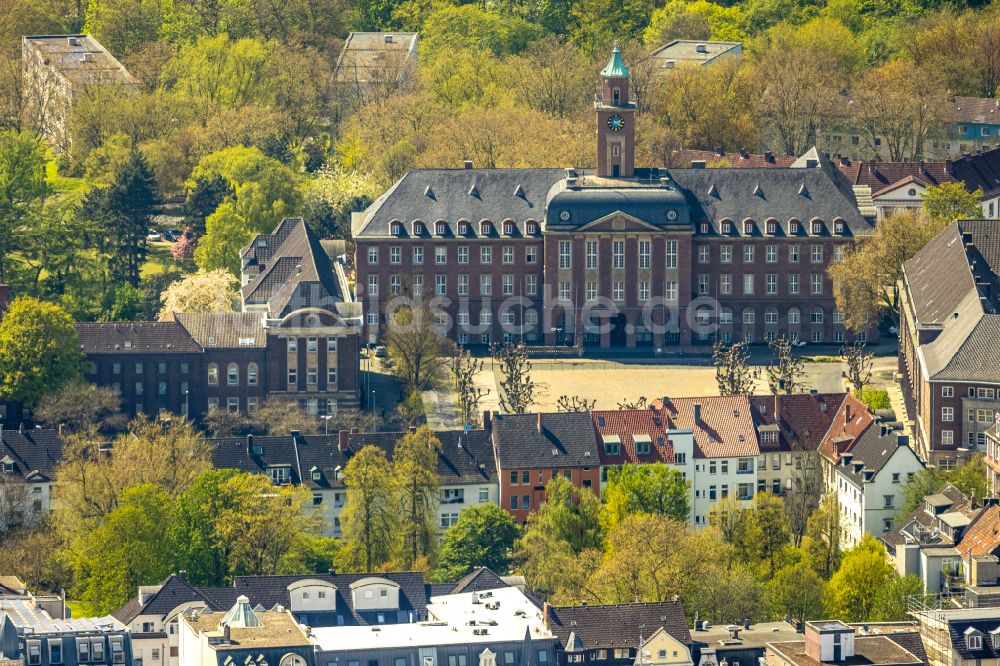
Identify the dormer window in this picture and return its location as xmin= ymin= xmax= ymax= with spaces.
xmin=390 ymin=221 xmax=402 ymax=235
xmin=413 ymin=221 xmax=425 ymax=236
xmin=967 ymin=630 xmax=983 ymax=651
xmin=744 ymin=220 xmax=754 ymax=235
xmin=700 ymin=222 xmax=709 ymax=234
xmin=436 ymin=222 xmax=447 ymax=235
xmin=503 ymin=221 xmax=514 ymax=235
xmin=722 ymin=221 xmax=732 ymax=234
xmin=480 ymin=221 xmax=492 ymax=235
xmin=312 ymin=469 xmax=322 ymax=481
xmin=835 ymin=220 xmax=845 ymax=234
xmin=767 ymin=221 xmax=777 ymax=235
xmin=812 ymin=221 xmax=823 ymax=235
xmin=458 ymin=221 xmax=469 ymax=235
xmin=525 ymin=221 xmax=537 ymax=235
xmin=2 ymin=459 xmax=14 ymax=474
xmin=790 ymin=220 xmax=800 ymax=234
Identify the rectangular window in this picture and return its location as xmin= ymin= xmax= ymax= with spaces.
xmin=743 ymin=274 xmax=754 ymax=295
xmin=390 ymin=275 xmax=401 ymax=295
xmin=526 ymin=246 xmax=537 ymax=263
xmin=367 ymin=274 xmax=378 ymax=296
xmin=811 ymin=273 xmax=823 ymax=294
xmin=613 ymin=281 xmax=625 ymax=301
xmin=698 ymin=274 xmax=710 ymax=295
xmin=811 ymin=245 xmax=823 ymax=263
xmin=639 ymin=281 xmax=650 ymax=301
xmin=698 ymin=246 xmax=710 ymax=263
xmin=942 ymin=385 xmax=954 ymax=397
xmin=559 ymin=241 xmax=571 ymax=269
xmin=481 ymin=246 xmax=492 ymax=264
xmin=390 ymin=246 xmax=401 ymax=264
xmin=436 ymin=274 xmax=447 ymax=295
xmin=743 ymin=245 xmax=754 ymax=263
xmin=457 ymin=274 xmax=469 ymax=296
xmin=525 ymin=275 xmax=537 ymax=295
xmin=503 ymin=246 xmax=514 ymax=264
xmin=664 ymin=281 xmax=677 ymax=301
xmin=721 ymin=245 xmax=732 ymax=263
xmin=766 ymin=274 xmax=777 ymax=294
xmin=720 ymin=273 xmax=732 ymax=295
xmin=92 ymin=641 xmax=104 ymax=662
xmin=766 ymin=245 xmax=777 ymax=263
xmin=458 ymin=246 xmax=469 ymax=264
xmin=435 ymin=246 xmax=447 ymax=264
xmin=789 ymin=274 xmax=799 ymax=294
xmin=586 ymin=281 xmax=597 ymax=301
xmin=639 ymin=241 xmax=650 ymax=269
xmin=613 ymin=241 xmax=625 ymax=269
xmin=412 ymin=247 xmax=423 ymax=264
xmin=502 ymin=274 xmax=514 ymax=295
xmin=586 ymin=241 xmax=598 ymax=269
xmin=559 ymin=281 xmax=571 ymax=301
xmin=789 ymin=244 xmax=799 ymax=262
xmin=942 ymin=407 xmax=954 ymax=422
xmin=368 ymin=247 xmax=379 ymax=264
xmin=28 ymin=641 xmax=41 ymax=666
xmin=942 ymin=430 xmax=954 ymax=446
xmin=480 ymin=275 xmax=492 ymax=295
xmin=665 ymin=240 xmax=677 ymax=268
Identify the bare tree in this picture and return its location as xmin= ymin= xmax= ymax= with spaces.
xmin=617 ymin=396 xmax=648 ymax=410
xmin=841 ymin=340 xmax=874 ymax=394
xmin=785 ymin=446 xmax=825 ymax=547
xmin=766 ymin=336 xmax=806 ymax=395
xmin=384 ymin=300 xmax=457 ymax=391
xmin=453 ymin=348 xmax=489 ymax=427
xmin=0 ymin=474 xmax=31 ymax=538
xmin=712 ymin=340 xmax=758 ymax=396
xmin=491 ymin=342 xmax=535 ymax=414
xmin=557 ymin=395 xmax=596 ymax=412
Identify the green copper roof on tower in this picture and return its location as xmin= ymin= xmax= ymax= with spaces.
xmin=601 ymin=44 xmax=630 ymax=78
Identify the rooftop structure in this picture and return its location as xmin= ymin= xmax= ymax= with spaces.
xmin=648 ymin=40 xmax=743 ymax=70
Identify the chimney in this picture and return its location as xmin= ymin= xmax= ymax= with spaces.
xmin=483 ymin=410 xmax=492 ymax=433
xmin=408 ymin=425 xmax=417 ymax=434
xmin=223 ymin=624 xmax=231 ymax=643
xmin=464 ymin=159 xmax=474 ymax=170
xmin=897 ymin=434 xmax=909 ymax=447
xmin=58 ymin=423 xmax=64 ymax=436
xmin=744 ymin=618 xmax=750 ymax=630
xmin=765 ymin=151 xmax=774 ymax=163
xmin=693 ymin=403 xmax=702 ymax=424
xmin=661 ymin=395 xmax=670 ymax=406
xmin=247 ymin=433 xmax=254 ymax=455
xmin=537 ymin=413 xmax=543 ymax=432
xmin=290 ymin=429 xmax=300 ymax=440
xmin=178 ymin=570 xmax=188 ymax=582
xmin=543 ymin=602 xmax=550 ymax=629
xmin=338 ymin=430 xmax=349 ymax=452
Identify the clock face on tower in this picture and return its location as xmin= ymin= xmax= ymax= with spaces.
xmin=608 ymin=115 xmax=625 ymax=131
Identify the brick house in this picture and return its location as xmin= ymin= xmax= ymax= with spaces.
xmin=490 ymin=411 xmax=601 ymax=523
xmin=352 ymin=48 xmax=876 ymax=351
xmin=899 ymin=219 xmax=1000 ymax=468
xmin=76 ymin=219 xmax=362 ymax=421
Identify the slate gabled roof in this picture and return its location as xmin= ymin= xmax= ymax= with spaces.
xmin=345 ymin=429 xmax=497 ymax=484
xmin=836 ymin=422 xmax=920 ymax=485
xmin=951 ymin=147 xmax=1000 ymax=197
xmin=240 ymin=218 xmax=351 ymax=318
xmin=946 ymin=615 xmax=1000 ymax=660
xmin=75 ymin=322 xmax=202 ymax=354
xmin=0 ymin=429 xmax=63 ymax=483
xmin=448 ymin=568 xmax=510 ymax=594
xmin=902 ymin=220 xmax=1000 ymax=383
xmin=492 ymin=412 xmax=601 ymax=469
xmin=111 ymin=574 xmax=215 ymax=624
xmin=546 ymin=601 xmax=691 ymax=651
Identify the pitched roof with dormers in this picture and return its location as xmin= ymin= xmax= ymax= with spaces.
xmin=0 ymin=429 xmax=63 ymax=483
xmin=169 ymin=312 xmax=267 ymax=349
xmin=546 ymin=601 xmax=691 ymax=652
xmin=75 ymin=321 xmax=202 ymax=354
xmin=958 ymin=504 xmax=1000 ymax=561
xmin=591 ymin=408 xmax=676 ymax=465
xmin=492 ymin=412 xmax=601 ymax=469
xmin=818 ymin=394 xmax=878 ymax=464
xmin=749 ymin=392 xmax=851 ymax=453
xmin=649 ymin=395 xmax=760 ymax=459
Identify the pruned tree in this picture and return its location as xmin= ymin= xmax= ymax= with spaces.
xmin=766 ymin=336 xmax=806 ymax=394
xmin=617 ymin=396 xmax=647 ymax=410
xmin=33 ymin=381 xmax=126 ymax=434
xmin=453 ymin=348 xmax=489 ymax=427
xmin=842 ymin=340 xmax=874 ymax=393
xmin=557 ymin=395 xmax=596 ymax=412
xmin=712 ymin=340 xmax=758 ymax=396
xmin=491 ymin=342 xmax=535 ymax=414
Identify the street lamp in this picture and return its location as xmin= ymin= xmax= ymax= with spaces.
xmin=321 ymin=414 xmax=333 ymax=435
xmin=371 ymin=389 xmax=376 ymax=412
xmin=184 ymin=389 xmax=190 ymax=418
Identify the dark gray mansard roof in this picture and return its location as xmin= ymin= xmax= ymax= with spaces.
xmin=0 ymin=429 xmax=63 ymax=483
xmin=903 ymin=220 xmax=1000 ymax=383
xmin=492 ymin=412 xmax=601 ymax=469
xmin=353 ymin=169 xmax=566 ymax=238
xmin=352 ymin=155 xmax=870 ymax=239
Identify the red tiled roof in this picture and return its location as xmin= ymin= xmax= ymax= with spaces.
xmin=818 ymin=393 xmax=875 ymax=464
xmin=591 ymin=408 xmax=675 ymax=465
xmin=649 ymin=395 xmax=760 ymax=458
xmin=959 ymin=504 xmax=1000 ymax=561
xmin=750 ymin=393 xmax=850 ymax=453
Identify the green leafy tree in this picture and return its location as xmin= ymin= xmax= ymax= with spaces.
xmin=922 ymin=182 xmax=983 ymax=225
xmin=0 ymin=130 xmax=48 ymax=283
xmin=898 ymin=454 xmax=987 ymax=517
xmin=337 ymin=445 xmax=397 ymax=572
xmin=435 ymin=504 xmax=519 ymax=580
xmin=871 ymin=575 xmax=926 ymax=621
xmin=827 ymin=534 xmax=896 ymax=621
xmin=600 ymin=463 xmax=690 ymax=531
xmin=33 ymin=381 xmax=125 ymax=433
xmin=770 ymin=561 xmax=827 ymax=627
xmin=802 ymin=495 xmax=842 ymax=578
xmin=168 ymin=469 xmax=241 ymax=586
xmin=749 ymin=492 xmax=792 ymax=576
xmin=0 ymin=297 xmax=83 ymax=407
xmin=70 ymin=484 xmax=175 ymax=614
xmin=392 ymin=426 xmax=442 ymax=568
xmin=194 ymin=202 xmax=254 ymax=275
xmin=421 ymin=6 xmax=545 ymax=57
xmin=82 ymin=149 xmax=158 ymax=288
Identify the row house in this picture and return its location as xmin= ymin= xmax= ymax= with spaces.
xmin=899 ymin=220 xmax=1000 ymax=468
xmin=210 ymin=428 xmax=497 ymax=537
xmin=74 ymin=219 xmax=362 ymax=423
xmin=764 ymin=621 xmax=924 ymax=666
xmin=352 ymin=48 xmax=876 ymax=352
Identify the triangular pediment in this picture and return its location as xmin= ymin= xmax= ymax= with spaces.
xmin=577 ymin=210 xmax=662 ymax=232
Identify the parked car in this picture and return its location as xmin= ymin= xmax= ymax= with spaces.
xmin=374 ymin=345 xmax=387 ymax=358
xmin=146 ymin=232 xmax=162 ymax=242
xmin=164 ymin=229 xmax=182 ymax=242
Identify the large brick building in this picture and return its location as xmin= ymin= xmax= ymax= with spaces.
xmin=899 ymin=219 xmax=1000 ymax=469
xmin=352 ymin=47 xmax=876 ymax=350
xmin=78 ymin=219 xmax=362 ymax=421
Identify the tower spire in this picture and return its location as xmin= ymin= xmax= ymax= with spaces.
xmin=595 ymin=42 xmax=634 ymax=178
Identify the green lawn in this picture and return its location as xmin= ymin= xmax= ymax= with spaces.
xmin=45 ymin=160 xmax=88 ymax=195
xmin=143 ymin=241 xmax=196 ymax=279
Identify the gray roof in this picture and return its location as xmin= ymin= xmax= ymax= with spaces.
xmin=353 ymin=169 xmax=565 ymax=238
xmin=22 ymin=35 xmax=137 ymax=87
xmin=0 ymin=429 xmax=63 ymax=483
xmin=903 ymin=220 xmax=1000 ymax=383
xmin=666 ymin=155 xmax=873 ymax=236
xmin=335 ymin=32 xmax=418 ymax=85
xmin=76 ymin=321 xmax=202 ymax=354
xmin=648 ymin=39 xmax=742 ymax=67
xmin=545 ymin=179 xmax=691 ymax=229
xmin=171 ymin=312 xmax=267 ymax=348
xmin=241 ymin=218 xmax=353 ymax=319
xmin=837 ymin=423 xmax=921 ymax=485
xmin=492 ymin=412 xmax=600 ymax=469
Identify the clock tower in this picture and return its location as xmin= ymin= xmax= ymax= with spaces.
xmin=595 ymin=44 xmax=635 ymax=178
